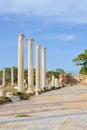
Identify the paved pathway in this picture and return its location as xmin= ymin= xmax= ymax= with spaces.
xmin=0 ymin=86 xmax=87 ymax=130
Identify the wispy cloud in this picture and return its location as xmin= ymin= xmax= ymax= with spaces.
xmin=0 ymin=0 xmax=87 ymax=24
xmin=52 ymin=34 xmax=75 ymax=41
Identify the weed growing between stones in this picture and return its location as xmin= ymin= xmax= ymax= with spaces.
xmin=15 ymin=114 xmax=32 ymax=118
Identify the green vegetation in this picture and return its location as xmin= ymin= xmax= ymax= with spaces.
xmin=15 ymin=114 xmax=32 ymax=118
xmin=0 ymin=67 xmax=18 ymax=83
xmin=6 ymin=87 xmax=28 ymax=93
xmin=56 ymin=68 xmax=65 ymax=74
xmin=0 ymin=67 xmax=35 ymax=84
xmin=0 ymin=96 xmax=11 ymax=104
xmin=46 ymin=70 xmax=59 ymax=78
xmin=0 ymin=67 xmax=67 ymax=85
xmin=79 ymin=66 xmax=87 ymax=75
xmin=72 ymin=49 xmax=87 ymax=74
xmin=6 ymin=87 xmax=18 ymax=93
xmin=13 ymin=92 xmax=29 ymax=100
xmin=46 ymin=68 xmax=66 ymax=78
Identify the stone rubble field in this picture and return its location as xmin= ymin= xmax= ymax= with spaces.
xmin=0 ymin=86 xmax=87 ymax=130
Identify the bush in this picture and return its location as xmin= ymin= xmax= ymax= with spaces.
xmin=0 ymin=96 xmax=12 ymax=104
xmin=13 ymin=92 xmax=29 ymax=100
xmin=6 ymin=87 xmax=18 ymax=93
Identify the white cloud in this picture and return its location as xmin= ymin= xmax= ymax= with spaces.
xmin=52 ymin=34 xmax=75 ymax=41
xmin=0 ymin=0 xmax=87 ymax=23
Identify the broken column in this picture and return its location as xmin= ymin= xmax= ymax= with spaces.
xmin=27 ymin=38 xmax=34 ymax=93
xmin=55 ymin=78 xmax=58 ymax=88
xmin=42 ymin=48 xmax=46 ymax=91
xmin=3 ymin=68 xmax=5 ymax=87
xmin=52 ymin=76 xmax=55 ymax=86
xmin=18 ymin=34 xmax=24 ymax=92
xmin=35 ymin=44 xmax=41 ymax=96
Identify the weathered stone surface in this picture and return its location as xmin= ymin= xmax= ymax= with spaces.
xmin=0 ymin=86 xmax=87 ymax=130
xmin=9 ymin=96 xmax=21 ymax=102
xmin=58 ymin=74 xmax=87 ymax=87
xmin=6 ymin=92 xmax=14 ymax=98
xmin=41 ymin=48 xmax=46 ymax=90
xmin=35 ymin=44 xmax=41 ymax=95
xmin=59 ymin=74 xmax=78 ymax=86
xmin=0 ymin=89 xmax=7 ymax=97
xmin=27 ymin=38 xmax=34 ymax=94
xmin=18 ymin=34 xmax=24 ymax=92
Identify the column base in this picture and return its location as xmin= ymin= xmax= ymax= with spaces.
xmin=26 ymin=88 xmax=35 ymax=94
xmin=41 ymin=87 xmax=48 ymax=92
xmin=35 ymin=91 xmax=39 ymax=96
xmin=35 ymin=88 xmax=42 ymax=96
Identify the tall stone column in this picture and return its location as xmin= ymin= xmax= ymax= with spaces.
xmin=36 ymin=44 xmax=40 ymax=96
xmin=27 ymin=38 xmax=34 ymax=93
xmin=18 ymin=34 xmax=24 ymax=92
xmin=3 ymin=68 xmax=5 ymax=87
xmin=40 ymin=66 xmax=42 ymax=88
xmin=52 ymin=76 xmax=55 ymax=86
xmin=11 ymin=67 xmax=14 ymax=87
xmin=42 ymin=48 xmax=46 ymax=90
xmin=55 ymin=78 xmax=58 ymax=88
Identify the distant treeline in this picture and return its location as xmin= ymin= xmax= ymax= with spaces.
xmin=0 ymin=67 xmax=70 ymax=84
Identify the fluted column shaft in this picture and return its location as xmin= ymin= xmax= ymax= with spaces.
xmin=18 ymin=34 xmax=24 ymax=92
xmin=42 ymin=48 xmax=46 ymax=90
xmin=36 ymin=44 xmax=40 ymax=95
xmin=28 ymin=38 xmax=34 ymax=93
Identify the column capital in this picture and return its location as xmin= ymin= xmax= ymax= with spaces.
xmin=28 ymin=38 xmax=34 ymax=42
xmin=17 ymin=34 xmax=25 ymax=37
xmin=36 ymin=44 xmax=40 ymax=47
xmin=42 ymin=48 xmax=46 ymax=50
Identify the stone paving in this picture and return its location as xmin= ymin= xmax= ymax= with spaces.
xmin=0 ymin=86 xmax=87 ymax=130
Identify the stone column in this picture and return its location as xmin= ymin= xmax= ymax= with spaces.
xmin=3 ymin=68 xmax=5 ymax=87
xmin=40 ymin=66 xmax=42 ymax=88
xmin=52 ymin=76 xmax=55 ymax=86
xmin=55 ymin=78 xmax=58 ymax=88
xmin=35 ymin=44 xmax=40 ymax=96
xmin=42 ymin=48 xmax=46 ymax=90
xmin=27 ymin=38 xmax=34 ymax=93
xmin=18 ymin=34 xmax=24 ymax=92
xmin=11 ymin=67 xmax=14 ymax=87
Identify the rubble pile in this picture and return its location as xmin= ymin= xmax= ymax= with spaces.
xmin=59 ymin=74 xmax=79 ymax=87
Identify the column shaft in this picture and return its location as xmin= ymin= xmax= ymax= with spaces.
xmin=55 ymin=78 xmax=58 ymax=87
xmin=28 ymin=38 xmax=34 ymax=93
xmin=36 ymin=44 xmax=40 ymax=95
xmin=42 ymin=48 xmax=46 ymax=90
xmin=11 ymin=67 xmax=14 ymax=87
xmin=18 ymin=34 xmax=24 ymax=92
xmin=52 ymin=76 xmax=55 ymax=86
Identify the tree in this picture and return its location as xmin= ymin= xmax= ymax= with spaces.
xmin=46 ymin=70 xmax=59 ymax=78
xmin=79 ymin=66 xmax=87 ymax=75
xmin=56 ymin=68 xmax=65 ymax=74
xmin=72 ymin=49 xmax=87 ymax=74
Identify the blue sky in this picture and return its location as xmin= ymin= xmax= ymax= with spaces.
xmin=0 ymin=0 xmax=87 ymax=73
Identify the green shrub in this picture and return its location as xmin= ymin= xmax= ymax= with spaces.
xmin=13 ymin=92 xmax=29 ymax=100
xmin=15 ymin=114 xmax=31 ymax=117
xmin=6 ymin=87 xmax=17 ymax=93
xmin=0 ymin=96 xmax=11 ymax=104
